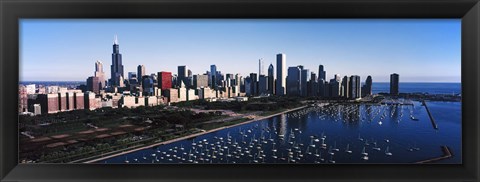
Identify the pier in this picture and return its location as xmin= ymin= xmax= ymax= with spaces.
xmin=422 ymin=100 xmax=438 ymax=129
xmin=415 ymin=146 xmax=452 ymax=164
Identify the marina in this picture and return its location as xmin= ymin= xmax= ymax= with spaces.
xmin=96 ymin=101 xmax=461 ymax=164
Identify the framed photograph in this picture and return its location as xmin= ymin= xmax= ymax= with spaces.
xmin=1 ymin=0 xmax=479 ymax=181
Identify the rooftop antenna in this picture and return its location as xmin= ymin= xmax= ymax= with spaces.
xmin=114 ymin=34 xmax=118 ymax=44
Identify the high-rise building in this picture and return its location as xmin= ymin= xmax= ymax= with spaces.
xmin=362 ymin=76 xmax=373 ymax=97
xmin=95 ymin=60 xmax=105 ymax=89
xmin=188 ymin=69 xmax=192 ymax=78
xmin=177 ymin=66 xmax=188 ymax=87
xmin=329 ymin=77 xmax=341 ymax=98
xmin=250 ymin=73 xmax=258 ymax=96
xmin=287 ymin=66 xmax=301 ymax=96
xmin=86 ymin=76 xmax=100 ymax=94
xmin=245 ymin=76 xmax=252 ymax=96
xmin=137 ymin=65 xmax=146 ymax=83
xmin=301 ymin=68 xmax=310 ymax=97
xmin=210 ymin=65 xmax=217 ymax=89
xmin=349 ymin=75 xmax=361 ymax=99
xmin=142 ymin=76 xmax=155 ymax=96
xmin=342 ymin=76 xmax=350 ymax=98
xmin=158 ymin=72 xmax=173 ymax=91
xmin=318 ymin=65 xmax=326 ymax=82
xmin=258 ymin=75 xmax=268 ymax=95
xmin=128 ymin=72 xmax=137 ymax=80
xmin=390 ymin=73 xmax=399 ymax=96
xmin=110 ymin=35 xmax=124 ymax=86
xmin=268 ymin=64 xmax=275 ymax=95
xmin=309 ymin=72 xmax=318 ymax=97
xmin=193 ymin=74 xmax=209 ymax=88
xmin=317 ymin=65 xmax=326 ymax=97
xmin=234 ymin=74 xmax=240 ymax=86
xmin=276 ymin=53 xmax=286 ymax=96
xmin=259 ymin=58 xmax=264 ymax=76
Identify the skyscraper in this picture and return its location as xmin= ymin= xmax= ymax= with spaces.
xmin=287 ymin=66 xmax=301 ymax=96
xmin=268 ymin=64 xmax=275 ymax=95
xmin=94 ymin=60 xmax=105 ymax=89
xmin=128 ymin=72 xmax=137 ymax=80
xmin=86 ymin=76 xmax=100 ymax=94
xmin=258 ymin=75 xmax=268 ymax=95
xmin=362 ymin=75 xmax=373 ymax=97
xmin=158 ymin=72 xmax=172 ymax=91
xmin=245 ymin=76 xmax=252 ymax=96
xmin=309 ymin=72 xmax=318 ymax=97
xmin=318 ymin=65 xmax=326 ymax=97
xmin=142 ymin=75 xmax=155 ymax=96
xmin=137 ymin=65 xmax=146 ymax=83
xmin=390 ymin=73 xmax=399 ymax=96
xmin=177 ymin=66 xmax=188 ymax=87
xmin=259 ymin=58 xmax=264 ymax=76
xmin=250 ymin=73 xmax=258 ymax=96
xmin=342 ymin=76 xmax=350 ymax=98
xmin=193 ymin=74 xmax=209 ymax=88
xmin=300 ymin=68 xmax=310 ymax=97
xmin=276 ymin=53 xmax=286 ymax=96
xmin=110 ymin=35 xmax=124 ymax=87
xmin=349 ymin=75 xmax=361 ymax=99
xmin=318 ymin=65 xmax=326 ymax=82
xmin=210 ymin=65 xmax=217 ymax=89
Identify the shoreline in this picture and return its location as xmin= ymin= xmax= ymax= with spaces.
xmin=83 ymin=105 xmax=308 ymax=163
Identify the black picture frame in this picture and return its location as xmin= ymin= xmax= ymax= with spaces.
xmin=1 ymin=0 xmax=479 ymax=181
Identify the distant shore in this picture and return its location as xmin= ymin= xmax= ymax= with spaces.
xmin=83 ymin=105 xmax=308 ymax=163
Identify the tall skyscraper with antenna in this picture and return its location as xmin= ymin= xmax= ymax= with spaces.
xmin=110 ymin=35 xmax=124 ymax=86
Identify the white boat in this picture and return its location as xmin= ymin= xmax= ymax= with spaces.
xmin=333 ymin=141 xmax=339 ymax=151
xmin=345 ymin=144 xmax=352 ymax=154
xmin=372 ymin=142 xmax=381 ymax=151
xmin=385 ymin=146 xmax=392 ymax=156
xmin=361 ymin=147 xmax=368 ymax=156
xmin=362 ymin=155 xmax=369 ymax=160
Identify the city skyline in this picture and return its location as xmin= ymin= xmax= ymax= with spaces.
xmin=20 ymin=19 xmax=461 ymax=82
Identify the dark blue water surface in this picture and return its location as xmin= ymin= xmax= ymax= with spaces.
xmin=98 ymin=101 xmax=461 ymax=164
xmin=372 ymin=82 xmax=461 ymax=95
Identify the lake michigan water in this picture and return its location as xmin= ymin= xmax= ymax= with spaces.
xmin=97 ymin=83 xmax=461 ymax=164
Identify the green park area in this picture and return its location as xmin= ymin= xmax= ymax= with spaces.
xmin=19 ymin=96 xmax=304 ymax=163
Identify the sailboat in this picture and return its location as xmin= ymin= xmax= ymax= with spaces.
xmin=361 ymin=147 xmax=368 ymax=156
xmin=362 ymin=155 xmax=369 ymax=160
xmin=372 ymin=142 xmax=381 ymax=151
xmin=328 ymin=146 xmax=334 ymax=155
xmin=345 ymin=144 xmax=352 ymax=154
xmin=333 ymin=141 xmax=339 ymax=152
xmin=385 ymin=146 xmax=392 ymax=156
xmin=358 ymin=134 xmax=364 ymax=141
xmin=328 ymin=154 xmax=336 ymax=163
xmin=321 ymin=138 xmax=327 ymax=149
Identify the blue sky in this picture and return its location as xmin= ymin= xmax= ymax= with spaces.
xmin=20 ymin=19 xmax=461 ymax=82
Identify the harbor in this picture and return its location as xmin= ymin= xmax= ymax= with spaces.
xmin=96 ymin=100 xmax=461 ymax=164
